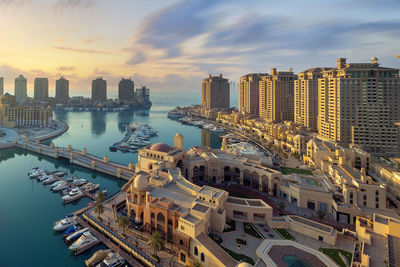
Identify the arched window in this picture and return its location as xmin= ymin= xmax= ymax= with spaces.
xmin=194 ymin=246 xmax=198 ymax=256
xmin=363 ymin=195 xmax=367 ymax=200
xmin=157 ymin=213 xmax=165 ymax=225
xmin=349 ymin=192 xmax=353 ymax=199
xmin=180 ymin=239 xmax=183 ymax=245
xmin=201 ymin=253 xmax=205 ymax=262
xmin=151 ymin=212 xmax=155 ymax=219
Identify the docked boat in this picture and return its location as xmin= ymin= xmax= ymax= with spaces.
xmin=37 ymin=174 xmax=52 ymax=182
xmin=52 ymin=181 xmax=68 ymax=192
xmin=61 ymin=187 xmax=72 ymax=196
xmin=96 ymin=252 xmax=125 ymax=267
xmin=65 ymin=227 xmax=89 ymax=244
xmin=109 ymin=146 xmax=117 ymax=152
xmin=53 ymin=171 xmax=68 ymax=177
xmin=53 ymin=216 xmax=78 ymax=231
xmin=50 ymin=180 xmax=63 ymax=189
xmin=62 ymin=188 xmax=83 ymax=201
xmin=29 ymin=169 xmax=44 ymax=178
xmin=73 ymin=178 xmax=88 ymax=186
xmin=63 ymin=225 xmax=81 ymax=237
xmin=85 ymin=249 xmax=112 ymax=267
xmin=81 ymin=183 xmax=100 ymax=192
xmin=69 ymin=231 xmax=98 ymax=251
xmin=43 ymin=176 xmax=58 ymax=185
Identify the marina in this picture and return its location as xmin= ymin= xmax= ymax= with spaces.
xmin=110 ymin=123 xmax=157 ymax=153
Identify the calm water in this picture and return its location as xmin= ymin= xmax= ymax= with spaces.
xmin=0 ymin=96 xmax=224 ymax=267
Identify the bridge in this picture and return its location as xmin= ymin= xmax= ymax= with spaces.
xmin=15 ymin=139 xmax=135 ymax=180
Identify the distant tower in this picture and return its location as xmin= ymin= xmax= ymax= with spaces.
xmin=91 ymin=77 xmax=107 ymax=102
xmin=0 ymin=77 xmax=3 ymax=95
xmin=15 ymin=74 xmax=27 ymax=103
xmin=55 ymin=77 xmax=69 ymax=103
xmin=34 ymin=78 xmax=49 ymax=101
xmin=221 ymin=137 xmax=228 ymax=151
xmin=174 ymin=133 xmax=184 ymax=150
xmin=118 ymin=78 xmax=135 ymax=101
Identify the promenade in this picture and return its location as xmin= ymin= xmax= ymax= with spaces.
xmin=15 ymin=140 xmax=135 ymax=180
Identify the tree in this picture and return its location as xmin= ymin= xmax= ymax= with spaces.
xmin=278 ymin=201 xmax=286 ymax=215
xmin=190 ymin=260 xmax=203 ymax=267
xmin=96 ymin=191 xmax=106 ymax=203
xmin=317 ymin=210 xmax=326 ymax=220
xmin=118 ymin=216 xmax=129 ymax=236
xmin=150 ymin=231 xmax=164 ymax=256
xmin=95 ymin=202 xmax=104 ymax=220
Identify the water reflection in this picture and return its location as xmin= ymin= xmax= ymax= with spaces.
xmin=201 ymin=129 xmax=222 ymax=149
xmin=91 ymin=112 xmax=106 ymax=136
xmin=117 ymin=110 xmax=135 ymax=133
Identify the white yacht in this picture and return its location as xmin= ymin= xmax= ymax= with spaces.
xmin=52 ymin=181 xmax=68 ymax=192
xmin=81 ymin=183 xmax=99 ymax=192
xmin=62 ymin=188 xmax=83 ymax=201
xmin=97 ymin=252 xmax=125 ymax=267
xmin=69 ymin=232 xmax=98 ymax=251
xmin=43 ymin=176 xmax=58 ymax=185
xmin=65 ymin=227 xmax=89 ymax=244
xmin=50 ymin=180 xmax=63 ymax=189
xmin=29 ymin=169 xmax=45 ymax=178
xmin=37 ymin=174 xmax=52 ymax=182
xmin=53 ymin=216 xmax=78 ymax=231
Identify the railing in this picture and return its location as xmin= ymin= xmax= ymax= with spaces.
xmin=83 ymin=212 xmax=162 ymax=267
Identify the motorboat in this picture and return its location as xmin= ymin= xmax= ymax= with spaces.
xmin=65 ymin=227 xmax=89 ymax=244
xmin=61 ymin=187 xmax=72 ymax=196
xmin=81 ymin=183 xmax=100 ymax=192
xmin=28 ymin=167 xmax=40 ymax=176
xmin=43 ymin=176 xmax=58 ymax=185
xmin=63 ymin=225 xmax=81 ymax=237
xmin=66 ymin=176 xmax=77 ymax=182
xmin=85 ymin=249 xmax=112 ymax=267
xmin=50 ymin=180 xmax=63 ymax=189
xmin=62 ymin=188 xmax=83 ymax=201
xmin=73 ymin=178 xmax=88 ymax=186
xmin=53 ymin=171 xmax=68 ymax=177
xmin=96 ymin=252 xmax=125 ymax=267
xmin=52 ymin=181 xmax=68 ymax=192
xmin=29 ymin=169 xmax=45 ymax=178
xmin=69 ymin=231 xmax=98 ymax=251
xmin=37 ymin=174 xmax=52 ymax=182
xmin=53 ymin=216 xmax=78 ymax=231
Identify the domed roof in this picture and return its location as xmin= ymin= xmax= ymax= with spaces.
xmin=150 ymin=143 xmax=173 ymax=153
xmin=134 ymin=173 xmax=149 ymax=190
xmin=237 ymin=263 xmax=253 ymax=267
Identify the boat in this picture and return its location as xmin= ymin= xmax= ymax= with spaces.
xmin=50 ymin=180 xmax=63 ymax=189
xmin=43 ymin=176 xmax=58 ymax=185
xmin=62 ymin=188 xmax=83 ymax=201
xmin=69 ymin=231 xmax=98 ymax=251
xmin=63 ymin=225 xmax=81 ymax=237
xmin=53 ymin=216 xmax=78 ymax=231
xmin=81 ymin=183 xmax=100 ymax=192
xmin=29 ymin=169 xmax=45 ymax=178
xmin=73 ymin=178 xmax=88 ymax=186
xmin=61 ymin=187 xmax=72 ymax=196
xmin=109 ymin=146 xmax=117 ymax=152
xmin=52 ymin=181 xmax=68 ymax=192
xmin=96 ymin=252 xmax=125 ymax=267
xmin=38 ymin=174 xmax=52 ymax=182
xmin=85 ymin=249 xmax=112 ymax=267
xmin=66 ymin=176 xmax=77 ymax=182
xmin=53 ymin=171 xmax=67 ymax=177
xmin=65 ymin=227 xmax=89 ymax=244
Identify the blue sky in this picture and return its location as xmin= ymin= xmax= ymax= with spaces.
xmin=0 ymin=0 xmax=399 ymax=96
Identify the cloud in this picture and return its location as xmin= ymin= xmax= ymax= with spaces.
xmin=126 ymin=52 xmax=146 ymax=65
xmin=56 ymin=66 xmax=76 ymax=72
xmin=54 ymin=0 xmax=95 ymax=11
xmin=52 ymin=46 xmax=113 ymax=55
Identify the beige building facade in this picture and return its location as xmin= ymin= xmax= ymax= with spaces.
xmin=259 ymin=68 xmax=296 ymax=122
xmin=239 ymin=73 xmax=265 ymax=116
xmin=201 ymin=74 xmax=230 ymax=109
xmin=34 ymin=78 xmax=49 ymax=101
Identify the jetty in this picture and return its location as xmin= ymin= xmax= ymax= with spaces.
xmin=16 ymin=139 xmax=135 ymax=180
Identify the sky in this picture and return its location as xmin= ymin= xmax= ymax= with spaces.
xmin=0 ymin=0 xmax=400 ymax=97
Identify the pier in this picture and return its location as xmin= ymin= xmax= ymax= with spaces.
xmin=15 ymin=140 xmax=135 ymax=180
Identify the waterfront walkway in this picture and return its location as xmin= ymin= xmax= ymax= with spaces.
xmin=15 ymin=140 xmax=135 ymax=180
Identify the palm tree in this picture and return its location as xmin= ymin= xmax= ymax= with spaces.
xmin=190 ymin=260 xmax=202 ymax=267
xmin=118 ymin=215 xmax=129 ymax=236
xmin=317 ymin=210 xmax=326 ymax=220
xmin=96 ymin=191 xmax=106 ymax=203
xmin=150 ymin=231 xmax=164 ymax=256
xmin=278 ymin=201 xmax=285 ymax=215
xmin=95 ymin=202 xmax=104 ymax=220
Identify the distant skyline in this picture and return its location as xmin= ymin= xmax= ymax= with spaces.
xmin=0 ymin=0 xmax=399 ymax=96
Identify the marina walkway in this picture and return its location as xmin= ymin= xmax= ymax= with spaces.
xmin=15 ymin=140 xmax=135 ymax=180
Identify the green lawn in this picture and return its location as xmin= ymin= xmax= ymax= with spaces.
xmin=274 ymin=228 xmax=295 ymax=240
xmin=222 ymin=247 xmax=255 ymax=265
xmin=208 ymin=232 xmax=255 ymax=265
xmin=244 ymin=222 xmax=263 ymax=239
xmin=281 ymin=166 xmax=313 ymax=175
xmin=208 ymin=233 xmax=223 ymax=245
xmin=236 ymin=238 xmax=246 ymax=245
xmin=223 ymin=220 xmax=236 ymax=232
xmin=319 ymin=248 xmax=353 ymax=267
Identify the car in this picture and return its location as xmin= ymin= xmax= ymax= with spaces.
xmin=263 ymin=228 xmax=269 ymax=232
xmin=268 ymin=233 xmax=274 ymax=238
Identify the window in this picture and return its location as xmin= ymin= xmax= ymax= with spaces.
xmin=181 ymin=225 xmax=184 ymax=230
xmin=376 ymin=203 xmax=379 ymax=208
xmin=180 ymin=239 xmax=183 ymax=246
xmin=363 ymin=195 xmax=367 ymax=200
xmin=376 ymin=190 xmax=379 ymax=196
xmin=350 ymin=192 xmax=353 ymax=199
xmin=194 ymin=246 xmax=198 ymax=256
xmin=201 ymin=253 xmax=205 ymax=262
